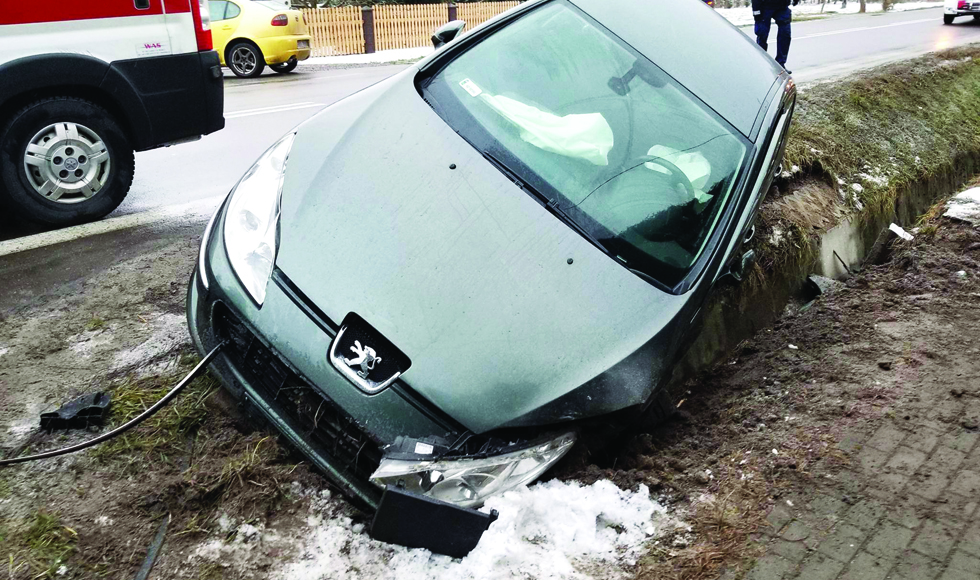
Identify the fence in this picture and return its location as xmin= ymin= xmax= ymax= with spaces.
xmin=300 ymin=1 xmax=521 ymax=57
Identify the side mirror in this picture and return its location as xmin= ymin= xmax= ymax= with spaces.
xmin=729 ymin=249 xmax=756 ymax=283
xmin=432 ymin=20 xmax=466 ymax=49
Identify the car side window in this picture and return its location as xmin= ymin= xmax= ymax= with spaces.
xmin=225 ymin=2 xmax=242 ymax=19
xmin=209 ymin=1 xmax=227 ymax=20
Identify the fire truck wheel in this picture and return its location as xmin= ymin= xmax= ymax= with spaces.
xmin=0 ymin=97 xmax=134 ymax=226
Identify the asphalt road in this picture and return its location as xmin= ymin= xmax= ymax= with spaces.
xmin=1 ymin=6 xmax=979 ymax=245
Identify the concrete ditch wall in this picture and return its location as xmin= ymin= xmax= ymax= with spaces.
xmin=669 ymin=62 xmax=980 ymax=391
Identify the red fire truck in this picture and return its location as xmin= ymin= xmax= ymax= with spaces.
xmin=0 ymin=0 xmax=225 ymax=226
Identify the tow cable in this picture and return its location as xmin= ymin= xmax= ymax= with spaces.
xmin=0 ymin=342 xmax=225 ymax=467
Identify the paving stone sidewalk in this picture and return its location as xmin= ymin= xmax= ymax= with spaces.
xmin=734 ymin=412 xmax=980 ymax=580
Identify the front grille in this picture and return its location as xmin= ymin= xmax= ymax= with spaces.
xmin=213 ymin=305 xmax=383 ymax=487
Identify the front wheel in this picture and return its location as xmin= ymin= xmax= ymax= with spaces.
xmin=944 ymin=14 xmax=956 ymax=24
xmin=228 ymin=42 xmax=265 ymax=78
xmin=270 ymin=59 xmax=298 ymax=74
xmin=0 ymin=97 xmax=134 ymax=226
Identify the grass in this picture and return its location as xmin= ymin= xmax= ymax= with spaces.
xmin=0 ymin=511 xmax=77 ymax=580
xmin=784 ymin=47 xmax=980 ymax=216
xmin=91 ymin=358 xmax=219 ymax=464
xmin=84 ymin=316 xmax=106 ymax=332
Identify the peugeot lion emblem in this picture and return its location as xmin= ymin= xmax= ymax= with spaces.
xmin=344 ymin=340 xmax=381 ymax=379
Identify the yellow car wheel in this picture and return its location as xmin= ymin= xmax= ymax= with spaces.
xmin=270 ymin=58 xmax=297 ymax=74
xmin=228 ymin=42 xmax=265 ymax=78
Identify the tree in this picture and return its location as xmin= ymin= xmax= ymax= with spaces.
xmin=859 ymin=0 xmax=865 ymax=12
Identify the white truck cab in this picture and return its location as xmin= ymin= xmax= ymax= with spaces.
xmin=0 ymin=0 xmax=225 ymax=225
xmin=943 ymin=0 xmax=980 ymax=24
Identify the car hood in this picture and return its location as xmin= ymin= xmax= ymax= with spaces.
xmin=276 ymin=70 xmax=686 ymax=433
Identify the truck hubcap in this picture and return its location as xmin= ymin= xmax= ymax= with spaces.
xmin=23 ymin=122 xmax=111 ymax=204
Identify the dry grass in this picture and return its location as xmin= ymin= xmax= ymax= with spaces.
xmin=637 ymin=460 xmax=772 ymax=580
xmin=785 ymin=47 xmax=980 ymax=215
xmin=0 ymin=511 xmax=77 ymax=580
xmin=91 ymin=355 xmax=219 ymax=465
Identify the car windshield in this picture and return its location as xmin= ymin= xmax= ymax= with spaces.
xmin=421 ymin=0 xmax=749 ymax=288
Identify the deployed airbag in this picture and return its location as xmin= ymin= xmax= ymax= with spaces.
xmin=469 ymin=84 xmax=613 ymax=166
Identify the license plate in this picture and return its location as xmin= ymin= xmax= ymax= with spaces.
xmin=298 ymin=40 xmax=310 ymax=49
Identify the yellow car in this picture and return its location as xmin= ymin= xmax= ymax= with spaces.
xmin=209 ymin=0 xmax=311 ymax=78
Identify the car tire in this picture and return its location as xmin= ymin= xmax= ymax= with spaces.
xmin=270 ymin=60 xmax=298 ymax=74
xmin=944 ymin=14 xmax=956 ymax=24
xmin=0 ymin=97 xmax=134 ymax=226
xmin=974 ymin=13 xmax=980 ymax=20
xmin=228 ymin=42 xmax=265 ymax=78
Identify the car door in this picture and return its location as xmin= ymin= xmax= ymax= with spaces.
xmin=671 ymin=92 xmax=795 ymax=362
xmin=209 ymin=0 xmax=242 ymax=59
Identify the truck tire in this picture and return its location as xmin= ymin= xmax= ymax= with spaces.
xmin=944 ymin=14 xmax=955 ymax=24
xmin=0 ymin=97 xmax=134 ymax=226
xmin=228 ymin=42 xmax=265 ymax=78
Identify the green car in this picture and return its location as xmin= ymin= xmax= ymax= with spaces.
xmin=188 ymin=0 xmax=794 ymax=531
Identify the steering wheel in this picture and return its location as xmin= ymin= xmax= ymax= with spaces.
xmin=629 ymin=154 xmax=696 ymax=200
xmin=596 ymin=154 xmax=700 ymax=244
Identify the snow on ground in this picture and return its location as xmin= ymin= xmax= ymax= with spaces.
xmin=305 ymin=46 xmax=434 ymax=65
xmin=111 ymin=313 xmax=188 ymax=371
xmin=716 ymin=1 xmax=943 ymax=26
xmin=944 ymin=187 xmax=980 ymax=226
xmin=280 ymin=480 xmax=677 ymax=580
xmin=191 ymin=480 xmax=682 ymax=580
xmin=305 ymin=2 xmax=943 ymax=66
xmin=67 ymin=329 xmax=114 ymax=359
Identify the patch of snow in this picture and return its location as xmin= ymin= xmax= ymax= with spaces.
xmin=850 ymin=190 xmax=865 ymax=211
xmin=788 ymin=344 xmax=799 ymax=350
xmin=856 ymin=168 xmax=889 ymax=187
xmin=278 ymin=479 xmax=680 ymax=580
xmin=715 ymin=2 xmax=943 ymax=27
xmin=217 ymin=513 xmax=235 ymax=533
xmin=95 ymin=516 xmax=114 ymax=527
xmin=193 ymin=521 xmax=284 ymax=564
xmin=850 ymin=183 xmax=864 ymax=193
xmin=57 ymin=565 xmax=67 ymax=576
xmin=112 ymin=313 xmax=189 ymax=370
xmin=0 ymin=346 xmax=7 ymax=358
xmin=67 ymin=330 xmax=113 ymax=359
xmin=305 ymin=45 xmax=433 ymax=64
xmin=768 ymin=226 xmax=785 ymax=246
xmin=944 ymin=187 xmax=980 ymax=226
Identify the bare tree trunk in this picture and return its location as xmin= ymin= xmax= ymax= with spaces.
xmin=859 ymin=0 xmax=866 ymax=12
xmin=882 ymin=0 xmax=892 ymax=9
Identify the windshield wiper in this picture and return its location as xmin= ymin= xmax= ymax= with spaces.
xmin=481 ymin=151 xmax=613 ymax=256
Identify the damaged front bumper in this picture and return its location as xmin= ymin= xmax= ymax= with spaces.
xmin=187 ymin=216 xmax=577 ymax=554
xmin=370 ymin=432 xmax=576 ymax=508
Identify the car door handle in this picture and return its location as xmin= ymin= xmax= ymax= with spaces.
xmin=222 ymin=25 xmax=233 ymax=30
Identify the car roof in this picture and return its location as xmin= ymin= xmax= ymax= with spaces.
xmin=570 ymin=0 xmax=784 ymax=138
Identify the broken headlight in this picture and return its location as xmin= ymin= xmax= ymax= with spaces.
xmin=369 ymin=432 xmax=576 ymax=508
xmin=223 ymin=132 xmax=295 ymax=306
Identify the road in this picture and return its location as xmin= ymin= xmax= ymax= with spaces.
xmin=0 ymin=6 xmax=978 ymax=247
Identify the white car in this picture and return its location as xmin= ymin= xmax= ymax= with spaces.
xmin=943 ymin=0 xmax=980 ymax=24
